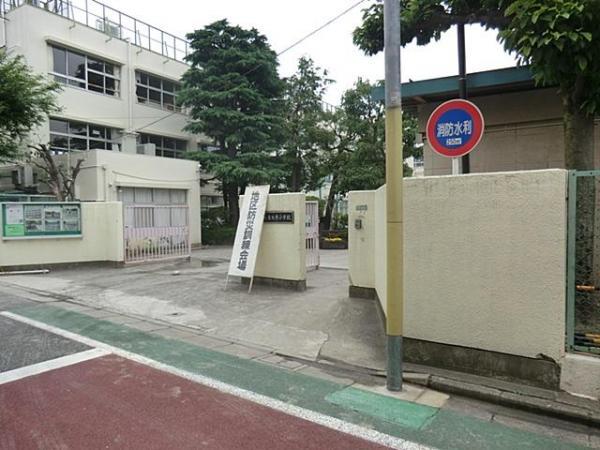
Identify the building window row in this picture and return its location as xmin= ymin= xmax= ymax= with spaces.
xmin=139 ymin=133 xmax=187 ymax=158
xmin=49 ymin=46 xmax=183 ymax=113
xmin=49 ymin=118 xmax=117 ymax=154
xmin=51 ymin=45 xmax=120 ymax=97
xmin=136 ymin=71 xmax=180 ymax=112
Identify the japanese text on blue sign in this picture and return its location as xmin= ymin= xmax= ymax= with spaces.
xmin=435 ymin=109 xmax=474 ymax=148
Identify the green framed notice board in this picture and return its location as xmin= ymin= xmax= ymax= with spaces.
xmin=1 ymin=202 xmax=82 ymax=239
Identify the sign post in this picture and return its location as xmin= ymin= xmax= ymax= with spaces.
xmin=384 ymin=0 xmax=404 ymax=392
xmin=426 ymin=99 xmax=485 ymax=166
xmin=227 ymin=185 xmax=270 ymax=293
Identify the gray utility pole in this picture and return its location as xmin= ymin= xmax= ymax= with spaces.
xmin=384 ymin=0 xmax=404 ymax=392
xmin=457 ymin=22 xmax=470 ymax=174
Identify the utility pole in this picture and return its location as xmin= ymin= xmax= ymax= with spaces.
xmin=457 ymin=22 xmax=470 ymax=174
xmin=384 ymin=0 xmax=403 ymax=392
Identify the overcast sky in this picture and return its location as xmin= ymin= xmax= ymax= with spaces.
xmin=101 ymin=0 xmax=518 ymax=105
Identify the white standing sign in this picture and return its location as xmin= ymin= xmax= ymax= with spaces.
xmin=227 ymin=185 xmax=270 ymax=292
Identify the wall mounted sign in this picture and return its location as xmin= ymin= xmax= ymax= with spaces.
xmin=426 ymin=99 xmax=485 ymax=158
xmin=264 ymin=211 xmax=294 ymax=224
xmin=1 ymin=202 xmax=82 ymax=239
xmin=227 ymin=185 xmax=270 ymax=292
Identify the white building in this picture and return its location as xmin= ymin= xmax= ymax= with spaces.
xmin=0 ymin=0 xmax=208 ymax=245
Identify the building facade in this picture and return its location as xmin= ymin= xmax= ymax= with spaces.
xmin=0 ymin=0 xmax=208 ymax=244
xmin=373 ymin=66 xmax=600 ymax=176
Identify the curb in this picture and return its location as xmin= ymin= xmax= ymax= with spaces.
xmin=406 ymin=373 xmax=600 ymax=427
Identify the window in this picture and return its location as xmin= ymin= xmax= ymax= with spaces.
xmin=50 ymin=45 xmax=120 ymax=97
xmin=50 ymin=118 xmax=117 ymax=154
xmin=139 ymin=133 xmax=187 ymax=158
xmin=135 ymin=71 xmax=180 ymax=111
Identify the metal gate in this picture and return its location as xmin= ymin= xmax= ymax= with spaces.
xmin=567 ymin=170 xmax=600 ymax=354
xmin=123 ymin=205 xmax=190 ymax=263
xmin=306 ymin=201 xmax=320 ymax=271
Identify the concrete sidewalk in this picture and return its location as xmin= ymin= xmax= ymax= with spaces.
xmin=3 ymin=302 xmax=598 ymax=449
xmin=0 ymin=247 xmax=383 ymax=371
xmin=1 ymin=248 xmax=599 ymax=447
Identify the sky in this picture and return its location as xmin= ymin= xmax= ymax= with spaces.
xmin=100 ymin=0 xmax=518 ymax=105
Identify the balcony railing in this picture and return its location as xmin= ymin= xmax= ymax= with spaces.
xmin=1 ymin=0 xmax=190 ymax=63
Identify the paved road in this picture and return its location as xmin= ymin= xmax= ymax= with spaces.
xmin=2 ymin=352 xmax=388 ymax=449
xmin=0 ymin=312 xmax=401 ymax=449
xmin=0 ymin=288 xmax=597 ymax=449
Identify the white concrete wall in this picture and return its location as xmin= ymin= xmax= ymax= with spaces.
xmin=4 ymin=4 xmax=195 ymax=147
xmin=74 ymin=150 xmax=202 ymax=245
xmin=0 ymin=201 xmax=123 ymax=267
xmin=239 ymin=193 xmax=306 ymax=282
xmin=348 ymin=170 xmax=567 ymax=361
xmin=347 ymin=191 xmax=375 ymax=289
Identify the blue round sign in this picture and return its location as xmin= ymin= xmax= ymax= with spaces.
xmin=426 ymin=99 xmax=485 ymax=158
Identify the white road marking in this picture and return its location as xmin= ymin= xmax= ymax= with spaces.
xmin=0 ymin=348 xmax=109 ymax=385
xmin=1 ymin=311 xmax=433 ymax=450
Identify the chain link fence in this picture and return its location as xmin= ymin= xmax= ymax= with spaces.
xmin=567 ymin=171 xmax=600 ymax=354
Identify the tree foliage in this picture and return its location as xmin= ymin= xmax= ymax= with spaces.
xmin=353 ymin=0 xmax=511 ymax=55
xmin=281 ymin=57 xmax=334 ymax=192
xmin=0 ymin=51 xmax=60 ymax=161
xmin=180 ymin=20 xmax=286 ymax=223
xmin=319 ymin=79 xmax=420 ymax=228
xmin=500 ymin=0 xmax=600 ymax=169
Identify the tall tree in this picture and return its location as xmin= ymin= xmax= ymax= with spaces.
xmin=320 ymin=79 xmax=420 ymax=229
xmin=0 ymin=51 xmax=60 ymax=161
xmin=500 ymin=0 xmax=600 ymax=170
xmin=180 ymin=20 xmax=285 ymax=224
xmin=282 ymin=57 xmax=334 ymax=192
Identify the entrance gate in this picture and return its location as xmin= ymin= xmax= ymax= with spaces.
xmin=567 ymin=170 xmax=600 ymax=355
xmin=306 ymin=201 xmax=320 ymax=271
xmin=123 ymin=204 xmax=190 ymax=263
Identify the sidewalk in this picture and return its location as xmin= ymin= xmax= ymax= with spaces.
xmin=0 ymin=249 xmax=599 ymax=447
xmin=3 ymin=300 xmax=598 ymax=449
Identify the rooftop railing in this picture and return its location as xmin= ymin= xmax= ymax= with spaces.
xmin=1 ymin=0 xmax=190 ymax=63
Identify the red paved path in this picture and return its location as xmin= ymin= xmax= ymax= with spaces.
xmin=0 ymin=354 xmax=388 ymax=449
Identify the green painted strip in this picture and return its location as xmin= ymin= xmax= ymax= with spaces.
xmin=326 ymin=387 xmax=437 ymax=429
xmin=9 ymin=304 xmax=588 ymax=450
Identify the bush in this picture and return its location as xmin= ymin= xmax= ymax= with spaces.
xmin=332 ymin=213 xmax=348 ymax=230
xmin=202 ymin=207 xmax=236 ymax=245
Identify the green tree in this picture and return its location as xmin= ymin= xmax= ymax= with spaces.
xmin=500 ymin=0 xmax=600 ymax=170
xmin=282 ymin=57 xmax=334 ymax=192
xmin=0 ymin=51 xmax=60 ymax=161
xmin=180 ymin=20 xmax=286 ymax=224
xmin=353 ymin=1 xmax=510 ymax=56
xmin=320 ymin=79 xmax=420 ymax=229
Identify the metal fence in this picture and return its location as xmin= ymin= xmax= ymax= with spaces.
xmin=567 ymin=170 xmax=600 ymax=354
xmin=306 ymin=201 xmax=320 ymax=271
xmin=1 ymin=0 xmax=189 ymax=62
xmin=123 ymin=205 xmax=190 ymax=263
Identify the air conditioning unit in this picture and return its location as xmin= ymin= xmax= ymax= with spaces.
xmin=11 ymin=166 xmax=35 ymax=188
xmin=95 ymin=19 xmax=121 ymax=39
xmin=136 ymin=143 xmax=156 ymax=156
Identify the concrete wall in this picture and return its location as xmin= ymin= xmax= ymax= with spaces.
xmin=348 ymin=169 xmax=567 ymax=361
xmin=238 ymin=193 xmax=306 ymax=283
xmin=0 ymin=202 xmax=123 ymax=268
xmin=4 ymin=4 xmax=196 ymax=148
xmin=74 ymin=150 xmax=202 ymax=245
xmin=255 ymin=193 xmax=307 ymax=282
xmin=417 ymin=88 xmax=600 ymax=176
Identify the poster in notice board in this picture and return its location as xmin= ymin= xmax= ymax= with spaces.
xmin=2 ymin=203 xmax=82 ymax=239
